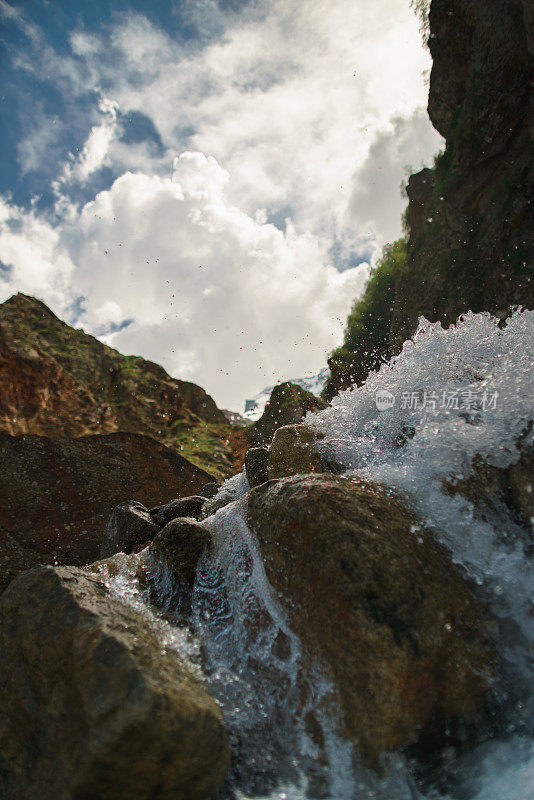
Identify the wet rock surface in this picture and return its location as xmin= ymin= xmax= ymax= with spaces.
xmin=148 ymin=519 xmax=212 ymax=613
xmin=244 ymin=473 xmax=495 ymax=764
xmin=0 ymin=565 xmax=230 ymax=800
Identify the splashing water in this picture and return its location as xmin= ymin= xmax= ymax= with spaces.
xmin=97 ymin=309 xmax=534 ymax=799
xmin=305 ymin=309 xmax=534 ymax=799
xmin=193 ymin=501 xmax=424 ymax=800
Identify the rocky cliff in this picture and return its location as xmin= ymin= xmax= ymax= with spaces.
xmin=0 ymin=293 xmax=243 ymax=479
xmin=326 ymin=0 xmax=533 ymax=398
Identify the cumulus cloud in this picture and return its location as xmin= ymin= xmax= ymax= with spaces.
xmin=1 ymin=0 xmax=443 ymax=409
xmin=57 ymin=97 xmax=119 ymax=186
xmin=0 ymin=153 xmax=367 ymax=408
xmin=63 ymin=0 xmax=441 ymax=249
xmin=346 ymin=109 xmax=441 ymax=248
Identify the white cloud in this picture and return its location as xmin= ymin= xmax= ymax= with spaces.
xmin=346 ymin=109 xmax=441 ymax=247
xmin=0 ymin=199 xmax=74 ymax=305
xmin=2 ymin=0 xmax=444 ymax=409
xmin=0 ymin=153 xmax=367 ymax=408
xmin=57 ymin=96 xmax=119 ymax=186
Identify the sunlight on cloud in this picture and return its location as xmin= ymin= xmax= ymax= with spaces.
xmin=1 ymin=0 xmax=442 ymax=407
xmin=0 ymin=154 xmax=367 ymax=407
xmin=57 ymin=97 xmax=119 ymax=186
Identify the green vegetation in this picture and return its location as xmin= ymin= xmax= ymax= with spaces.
xmin=410 ymin=0 xmax=430 ymax=45
xmin=322 ymin=237 xmax=408 ymax=401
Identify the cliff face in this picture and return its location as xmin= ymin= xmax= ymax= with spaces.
xmin=390 ymin=0 xmax=534 ymax=352
xmin=390 ymin=0 xmax=534 ymax=351
xmin=0 ymin=293 xmax=238 ymax=479
xmin=326 ymin=0 xmax=533 ymax=398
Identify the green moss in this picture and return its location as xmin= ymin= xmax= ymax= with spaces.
xmin=323 ymin=237 xmax=408 ymax=401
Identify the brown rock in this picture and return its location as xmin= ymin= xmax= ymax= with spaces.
xmin=0 ymin=431 xmax=214 ymax=592
xmin=244 ymin=474 xmax=495 ymax=764
xmin=268 ymin=424 xmax=325 ymax=479
xmin=0 ymin=565 xmax=230 ymax=800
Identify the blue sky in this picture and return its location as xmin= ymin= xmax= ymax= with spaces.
xmin=0 ymin=0 xmax=441 ymax=408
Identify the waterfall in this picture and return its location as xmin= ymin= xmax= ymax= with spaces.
xmin=101 ymin=309 xmax=534 ymax=799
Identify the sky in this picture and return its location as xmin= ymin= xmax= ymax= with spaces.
xmin=0 ymin=0 xmax=442 ymax=410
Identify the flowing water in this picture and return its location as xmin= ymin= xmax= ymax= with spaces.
xmin=102 ymin=309 xmax=534 ymax=799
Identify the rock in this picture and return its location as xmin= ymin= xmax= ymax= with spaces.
xmin=508 ymin=443 xmax=534 ymax=528
xmin=0 ymin=431 xmax=214 ymax=593
xmin=445 ymin=438 xmax=534 ymax=532
xmin=0 ymin=292 xmax=236 ymax=480
xmin=390 ymin=0 xmax=534 ymax=353
xmin=247 ymin=382 xmax=328 ymax=447
xmin=199 ymin=482 xmax=220 ymax=499
xmin=153 ymin=496 xmax=207 ymax=528
xmin=244 ymin=446 xmax=269 ymax=487
xmin=0 ymin=565 xmax=230 ymax=800
xmin=243 ymin=474 xmax=495 ymax=764
xmin=268 ymin=424 xmax=325 ymax=479
xmin=0 ymin=527 xmax=53 ymax=595
xmin=101 ymin=501 xmax=159 ymax=559
xmin=147 ymin=519 xmax=212 ymax=613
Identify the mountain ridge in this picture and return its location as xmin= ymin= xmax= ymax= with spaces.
xmin=0 ymin=292 xmax=244 ymax=479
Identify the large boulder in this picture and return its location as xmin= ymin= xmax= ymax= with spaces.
xmin=247 ymin=382 xmax=327 ymax=447
xmin=0 ymin=431 xmax=214 ymax=592
xmin=0 ymin=566 xmax=229 ymax=800
xmin=243 ymin=474 xmax=495 ymax=764
xmin=101 ymin=501 xmax=159 ymax=559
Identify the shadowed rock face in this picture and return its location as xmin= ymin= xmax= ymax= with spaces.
xmin=0 ymin=431 xmax=213 ymax=593
xmin=0 ymin=566 xmax=230 ymax=800
xmin=244 ymin=474 xmax=495 ymax=765
xmin=0 ymin=293 xmax=237 ymax=479
xmin=392 ymin=0 xmax=534 ymax=349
